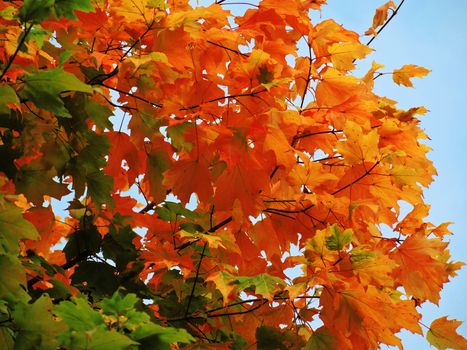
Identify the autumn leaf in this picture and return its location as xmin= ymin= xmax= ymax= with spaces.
xmin=236 ymin=274 xmax=285 ymax=301
xmin=427 ymin=317 xmax=467 ymax=350
xmin=0 ymin=0 xmax=462 ymax=349
xmin=206 ymin=270 xmax=237 ymax=302
xmin=390 ymin=234 xmax=453 ymax=304
xmin=365 ymin=1 xmax=397 ymax=36
xmin=163 ymin=159 xmax=213 ymax=203
xmin=328 ymin=42 xmax=372 ymax=70
xmin=392 ymin=64 xmax=431 ymax=87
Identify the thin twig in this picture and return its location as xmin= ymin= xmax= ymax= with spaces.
xmin=366 ymin=0 xmax=406 ymax=47
xmin=185 ymin=242 xmax=208 ymax=316
xmin=0 ymin=23 xmax=33 ymax=81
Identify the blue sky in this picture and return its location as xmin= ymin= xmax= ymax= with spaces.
xmin=318 ymin=1 xmax=467 ymax=348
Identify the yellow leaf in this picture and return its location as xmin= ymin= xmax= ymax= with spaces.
xmin=328 ymin=42 xmax=372 ymax=70
xmin=392 ymin=64 xmax=430 ymax=87
xmin=111 ymin=0 xmax=149 ymax=22
xmin=206 ymin=271 xmax=237 ymax=303
xmin=365 ymin=1 xmax=397 ymax=35
xmin=362 ymin=61 xmax=384 ymax=88
xmin=336 ymin=120 xmax=380 ymax=164
xmin=316 ymin=68 xmax=363 ymax=107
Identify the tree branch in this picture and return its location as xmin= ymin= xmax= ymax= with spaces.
xmin=300 ymin=44 xmax=313 ymax=110
xmin=180 ymin=89 xmax=267 ymax=111
xmin=331 ymin=160 xmax=381 ymax=195
xmin=366 ymin=0 xmax=406 ymax=47
xmin=0 ymin=23 xmax=33 ymax=81
xmin=207 ymin=40 xmax=249 ymax=57
xmin=185 ymin=242 xmax=207 ymax=316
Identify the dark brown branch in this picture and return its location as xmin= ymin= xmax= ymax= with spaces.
xmin=264 ymin=203 xmax=314 ymax=215
xmin=331 ymin=160 xmax=381 ymax=195
xmin=185 ymin=242 xmax=208 ymax=316
xmin=300 ymin=44 xmax=313 ymax=110
xmin=175 ymin=216 xmax=232 ymax=252
xmin=207 ymin=299 xmax=268 ymax=318
xmin=180 ymin=89 xmax=267 ymax=111
xmin=98 ymin=83 xmax=162 ymax=108
xmin=209 ymin=216 xmax=233 ymax=233
xmin=120 ymin=21 xmax=155 ymax=61
xmin=293 ymin=129 xmax=343 ymax=142
xmin=102 ymin=95 xmax=137 ymax=111
xmin=207 ymin=40 xmax=249 ymax=57
xmin=0 ymin=23 xmax=33 ymax=81
xmin=87 ymin=66 xmax=119 ymax=85
xmin=366 ymin=0 xmax=406 ymax=47
xmin=167 ymin=295 xmax=320 ymax=322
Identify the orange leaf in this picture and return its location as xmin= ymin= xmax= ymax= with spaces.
xmin=427 ymin=317 xmax=467 ymax=350
xmin=365 ymin=1 xmax=397 ymax=35
xmin=390 ymin=234 xmax=450 ymax=303
xmin=392 ymin=64 xmax=430 ymax=87
xmin=163 ymin=158 xmax=213 ymax=203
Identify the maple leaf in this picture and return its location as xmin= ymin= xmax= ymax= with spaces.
xmin=328 ymin=42 xmax=372 ymax=71
xmin=336 ymin=120 xmax=380 ymax=164
xmin=390 ymin=234 xmax=452 ymax=304
xmin=20 ymin=69 xmax=93 ymax=117
xmin=236 ymin=274 xmax=285 ymax=301
xmin=163 ymin=158 xmax=213 ymax=203
xmin=316 ymin=68 xmax=363 ymax=107
xmin=206 ymin=270 xmax=237 ymax=303
xmin=365 ymin=1 xmax=397 ymax=35
xmin=392 ymin=64 xmax=431 ymax=87
xmin=0 ymin=0 xmax=462 ymax=349
xmin=427 ymin=317 xmax=467 ymax=350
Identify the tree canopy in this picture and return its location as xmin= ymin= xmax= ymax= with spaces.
xmin=0 ymin=0 xmax=465 ymax=349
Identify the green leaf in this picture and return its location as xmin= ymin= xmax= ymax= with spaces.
xmin=15 ymin=168 xmax=70 ymax=205
xmin=256 ymin=326 xmax=288 ymax=350
xmin=166 ymin=123 xmax=193 ymax=152
xmin=53 ymin=0 xmax=94 ymax=19
xmin=236 ymin=274 xmax=285 ymax=300
xmin=0 ymin=201 xmax=38 ymax=254
xmin=146 ymin=149 xmax=172 ymax=203
xmin=0 ymin=6 xmax=16 ymax=21
xmin=27 ymin=28 xmax=51 ymax=49
xmin=257 ymin=65 xmax=274 ymax=84
xmin=86 ymin=171 xmax=114 ymax=209
xmin=0 ymin=327 xmax=14 ymax=350
xmin=131 ymin=323 xmax=194 ymax=350
xmin=63 ymin=226 xmax=102 ymax=262
xmin=102 ymin=226 xmax=138 ymax=271
xmin=66 ymin=132 xmax=113 ymax=208
xmin=12 ymin=295 xmax=66 ymax=350
xmin=101 ymin=291 xmax=138 ymax=315
xmin=18 ymin=0 xmax=54 ymax=23
xmin=84 ymin=98 xmax=113 ymax=131
xmin=325 ymin=225 xmax=352 ymax=251
xmin=0 ymin=255 xmax=27 ymax=299
xmin=86 ymin=327 xmax=138 ymax=350
xmin=0 ymin=85 xmax=19 ymax=115
xmin=305 ymin=329 xmax=335 ymax=350
xmin=101 ymin=292 xmax=150 ymax=331
xmin=71 ymin=261 xmax=119 ymax=296
xmin=155 ymin=202 xmax=197 ymax=222
xmin=21 ymin=68 xmax=92 ymax=117
xmin=55 ymin=297 xmax=104 ymax=332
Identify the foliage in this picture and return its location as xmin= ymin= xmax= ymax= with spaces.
xmin=0 ymin=0 xmax=465 ymax=349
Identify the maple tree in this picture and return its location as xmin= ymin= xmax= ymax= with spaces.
xmin=0 ymin=0 xmax=465 ymax=349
